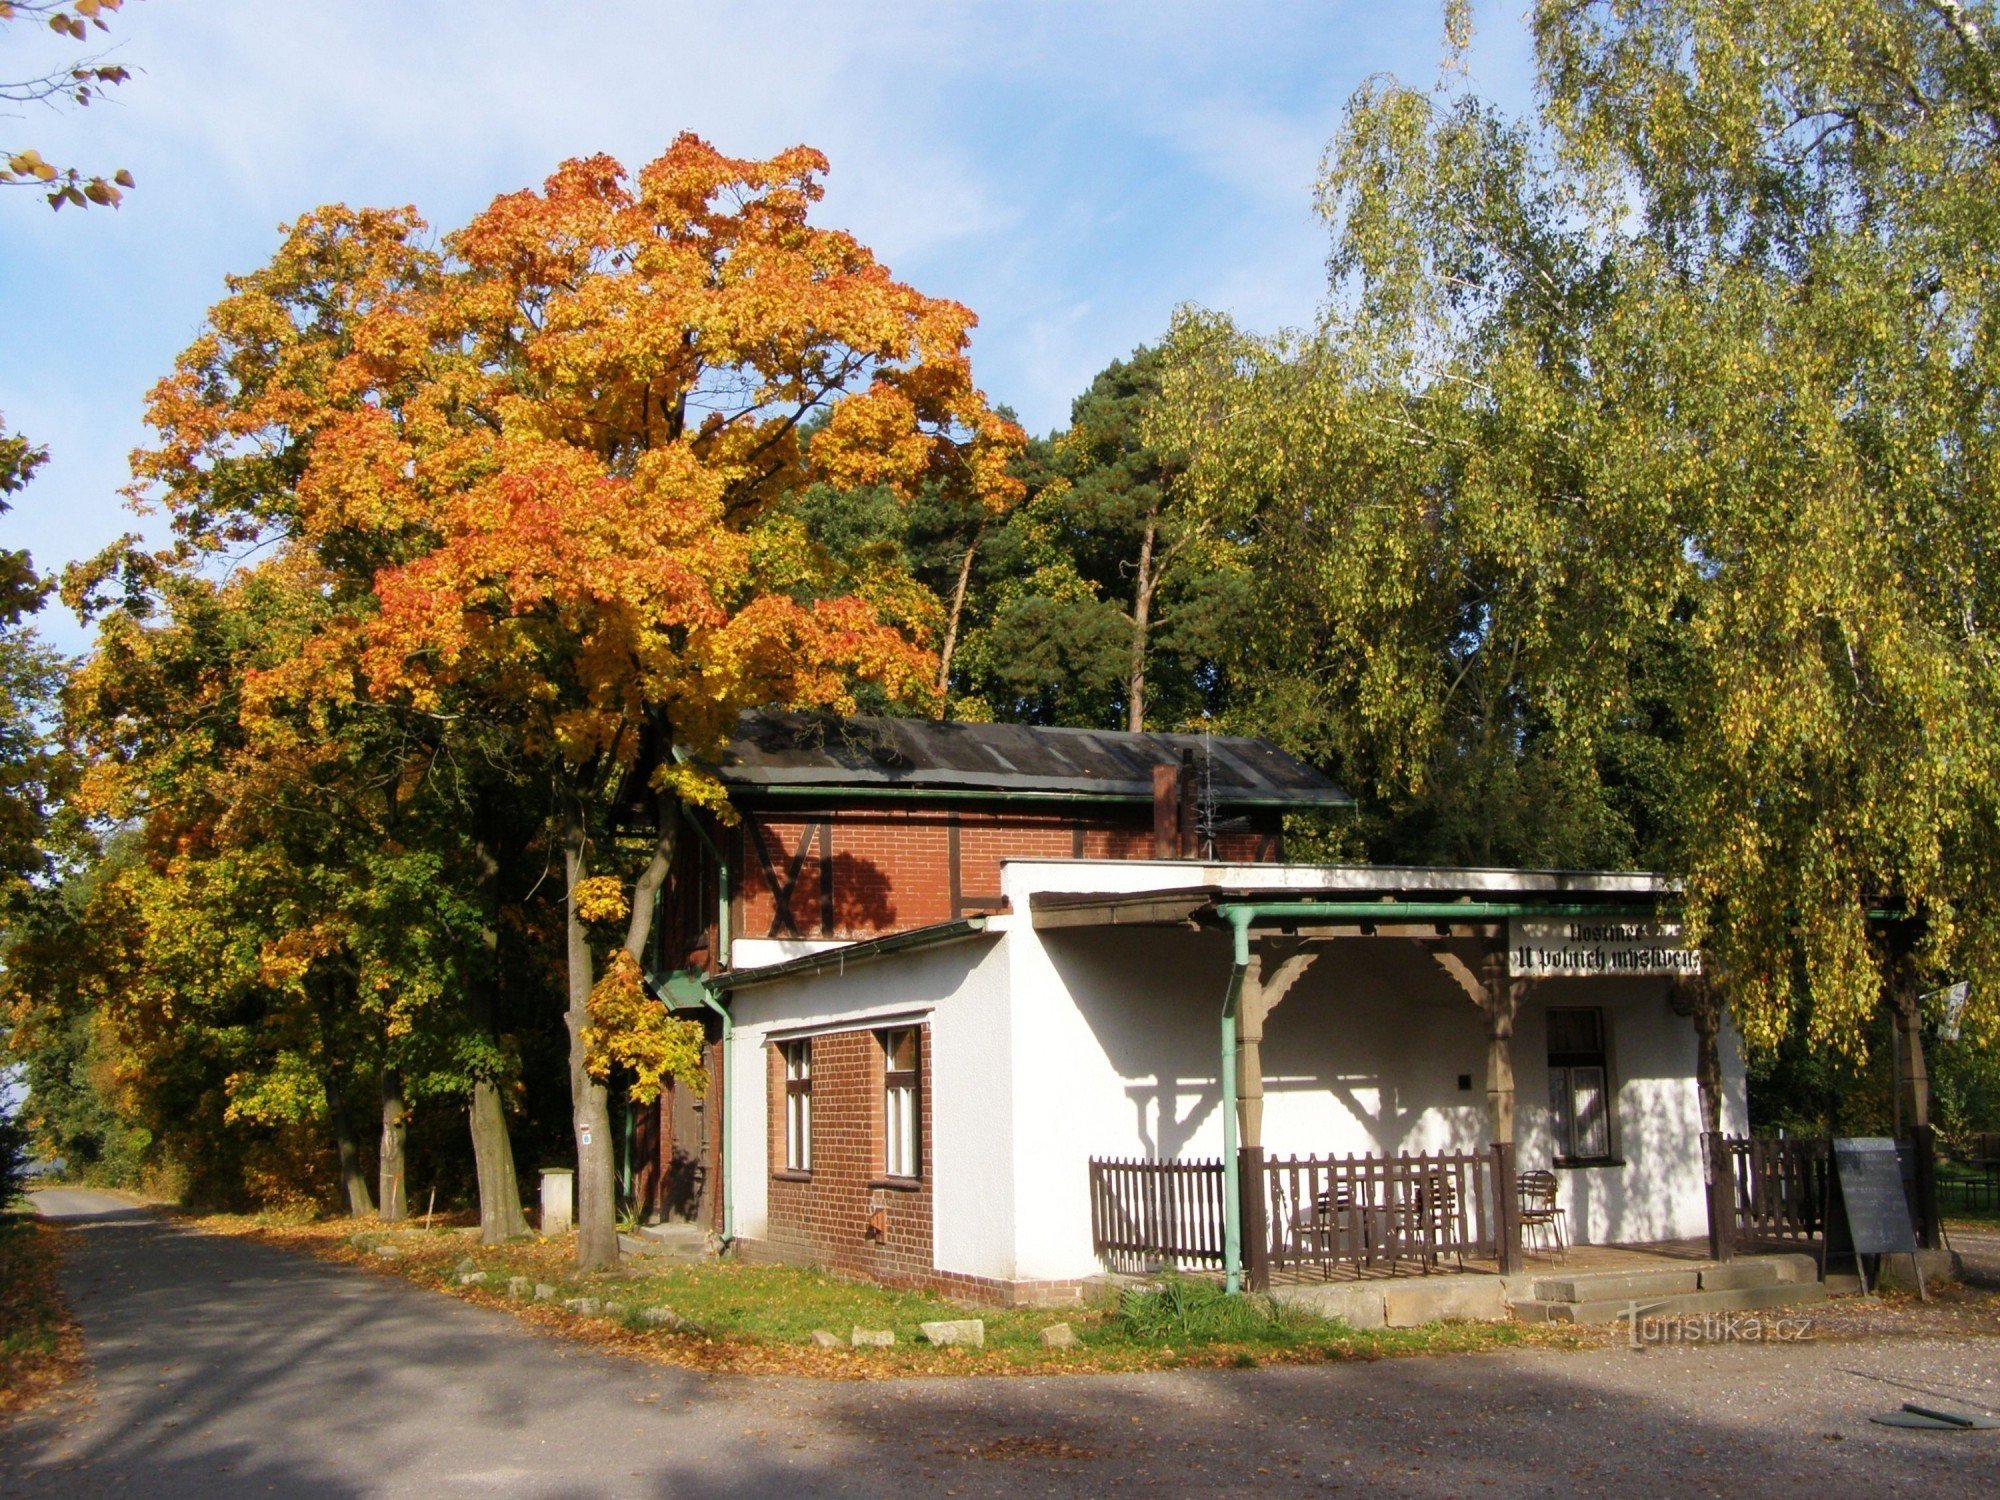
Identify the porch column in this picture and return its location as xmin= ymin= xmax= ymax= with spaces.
xmin=1677 ymin=975 xmax=1734 ymax=1262
xmin=1480 ymin=951 xmax=1525 ymax=1275
xmin=1430 ymin=942 xmax=1525 ymax=1273
xmin=1236 ymin=943 xmax=1318 ymax=1292
xmin=1891 ymin=971 xmax=1942 ymax=1250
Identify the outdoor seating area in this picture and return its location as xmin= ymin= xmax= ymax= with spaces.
xmin=1090 ymin=1150 xmax=1613 ymax=1286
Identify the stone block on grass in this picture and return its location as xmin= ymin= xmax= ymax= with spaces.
xmin=507 ymin=1277 xmax=531 ymax=1298
xmin=851 ymin=1327 xmax=895 ymax=1348
xmin=1039 ymin=1322 xmax=1077 ymax=1349
xmin=562 ymin=1297 xmax=602 ymax=1316
xmin=810 ymin=1329 xmax=844 ymax=1348
xmin=640 ymin=1306 xmax=684 ymax=1329
xmin=920 ymin=1319 xmax=985 ymax=1348
xmin=602 ymin=1302 xmax=627 ymax=1319
xmin=372 ymin=1245 xmax=403 ymax=1260
xmin=533 ymin=1283 xmax=557 ymax=1301
xmin=458 ymin=1271 xmax=488 ymax=1286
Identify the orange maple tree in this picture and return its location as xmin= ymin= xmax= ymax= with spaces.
xmin=124 ymin=135 xmax=1024 ymax=1264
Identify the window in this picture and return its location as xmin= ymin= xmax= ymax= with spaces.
xmin=782 ymin=1039 xmax=812 ymax=1172
xmin=1546 ymin=1007 xmax=1613 ymax=1162
xmin=881 ymin=1028 xmax=921 ymax=1180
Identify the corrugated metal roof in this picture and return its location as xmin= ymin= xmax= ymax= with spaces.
xmin=714 ymin=711 xmax=1352 ymax=807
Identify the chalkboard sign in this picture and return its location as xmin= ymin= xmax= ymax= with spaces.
xmin=1830 ymin=1137 xmax=1919 ymax=1258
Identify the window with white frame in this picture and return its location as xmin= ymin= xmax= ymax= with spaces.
xmin=782 ymin=1038 xmax=812 ymax=1172
xmin=1546 ymin=1007 xmax=1613 ymax=1162
xmin=881 ymin=1027 xmax=920 ymax=1180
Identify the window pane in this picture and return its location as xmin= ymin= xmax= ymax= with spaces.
xmin=885 ymin=1081 xmax=915 ymax=1178
xmin=886 ymin=1029 xmax=917 ymax=1072
xmin=1548 ymin=1067 xmax=1573 ymax=1159
xmin=1572 ymin=1066 xmax=1609 ymax=1159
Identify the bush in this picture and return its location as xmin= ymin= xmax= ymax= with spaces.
xmin=1116 ymin=1275 xmax=1314 ymax=1345
xmin=0 ymin=1102 xmax=29 ymax=1211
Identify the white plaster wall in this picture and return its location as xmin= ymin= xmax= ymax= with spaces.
xmin=721 ymin=936 xmax=1018 ymax=1279
xmin=1513 ymin=987 xmax=1747 ymax=1245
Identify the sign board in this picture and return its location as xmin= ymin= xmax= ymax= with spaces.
xmin=1508 ymin=917 xmax=1700 ymax=979
xmin=1829 ymin=1137 xmax=1919 ymax=1259
xmin=1935 ymin=981 xmax=1971 ymax=1042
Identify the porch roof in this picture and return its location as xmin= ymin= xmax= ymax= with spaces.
xmin=1027 ymin=866 xmax=1674 ymax=933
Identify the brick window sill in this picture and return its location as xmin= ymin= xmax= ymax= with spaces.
xmin=869 ymin=1176 xmax=924 ymax=1193
xmin=771 ymin=1169 xmax=813 ymax=1183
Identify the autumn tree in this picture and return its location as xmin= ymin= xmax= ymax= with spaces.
xmin=1158 ymin=0 xmax=2000 ymax=1057
xmin=69 ymin=206 xmax=539 ymax=1235
xmin=127 ymin=138 xmax=1021 ymax=1265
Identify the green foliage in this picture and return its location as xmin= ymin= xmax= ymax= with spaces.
xmin=0 ymin=1095 xmax=29 ymax=1208
xmin=1116 ymin=1275 xmax=1316 ymax=1344
xmin=1154 ymin=0 xmax=2000 ymax=1059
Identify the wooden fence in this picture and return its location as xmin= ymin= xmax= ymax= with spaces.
xmin=1264 ymin=1150 xmax=1498 ymax=1276
xmin=1087 ymin=1149 xmax=1501 ymax=1278
xmin=1087 ymin=1156 xmax=1227 ymax=1272
xmin=1724 ymin=1135 xmax=1830 ymax=1248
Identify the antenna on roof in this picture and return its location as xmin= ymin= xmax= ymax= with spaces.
xmin=1197 ymin=720 xmax=1218 ymax=860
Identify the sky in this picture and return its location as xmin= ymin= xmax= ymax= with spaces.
xmin=1 ymin=1 xmax=1536 ymax=656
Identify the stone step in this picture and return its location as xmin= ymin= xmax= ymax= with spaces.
xmin=1511 ymin=1280 xmax=1828 ymax=1325
xmin=1531 ymin=1268 xmax=1702 ymax=1302
xmin=620 ymin=1228 xmax=716 ymax=1260
xmin=1696 ymin=1260 xmax=1780 ymax=1292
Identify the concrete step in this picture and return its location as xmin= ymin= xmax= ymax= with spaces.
xmin=620 ymin=1225 xmax=716 ymax=1260
xmin=1530 ymin=1268 xmax=1701 ymax=1302
xmin=1512 ymin=1280 xmax=1828 ymax=1325
xmin=1696 ymin=1260 xmax=1780 ymax=1292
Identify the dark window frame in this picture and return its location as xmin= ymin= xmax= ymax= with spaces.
xmin=1546 ymin=1006 xmax=1616 ymax=1166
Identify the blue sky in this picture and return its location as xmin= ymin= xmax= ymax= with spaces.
xmin=1 ymin=1 xmax=1535 ymax=655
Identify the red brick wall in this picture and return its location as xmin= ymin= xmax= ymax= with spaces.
xmin=734 ymin=806 xmax=1279 ymax=942
xmin=762 ymin=1026 xmax=934 ymax=1283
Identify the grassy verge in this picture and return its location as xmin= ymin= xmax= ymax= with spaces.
xmin=0 ymin=1213 xmax=83 ymax=1417
xmin=183 ymin=1211 xmax=1601 ymax=1378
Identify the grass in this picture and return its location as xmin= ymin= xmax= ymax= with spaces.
xmin=183 ymin=1210 xmax=1594 ymax=1378
xmin=0 ymin=1213 xmax=83 ymax=1417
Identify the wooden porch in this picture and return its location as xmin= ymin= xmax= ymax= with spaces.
xmin=1089 ymin=1133 xmax=1852 ymax=1289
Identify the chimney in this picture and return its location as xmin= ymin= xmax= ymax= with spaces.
xmin=1152 ymin=763 xmax=1179 ymax=858
xmin=1177 ymin=748 xmax=1199 ymax=859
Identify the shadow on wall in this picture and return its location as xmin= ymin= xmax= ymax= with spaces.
xmin=1047 ymin=928 xmax=1493 ymax=1162
xmin=1515 ymin=986 xmax=1708 ymax=1243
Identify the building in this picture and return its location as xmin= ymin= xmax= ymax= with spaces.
xmin=640 ymin=712 xmax=1746 ymax=1307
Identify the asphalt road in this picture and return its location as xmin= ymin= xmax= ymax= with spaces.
xmin=5 ymin=1191 xmax=2000 ymax=1498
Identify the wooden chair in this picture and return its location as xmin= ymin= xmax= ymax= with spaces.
xmin=1518 ymin=1169 xmax=1568 ymax=1261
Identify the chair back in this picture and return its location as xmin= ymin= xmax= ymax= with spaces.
xmin=1518 ymin=1169 xmax=1558 ymax=1213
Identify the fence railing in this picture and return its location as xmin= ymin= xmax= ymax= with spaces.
xmin=1087 ymin=1148 xmax=1500 ymax=1278
xmin=1264 ymin=1150 xmax=1498 ymax=1276
xmin=1087 ymin=1156 xmax=1227 ymax=1273
xmin=1724 ymin=1135 xmax=1830 ymax=1247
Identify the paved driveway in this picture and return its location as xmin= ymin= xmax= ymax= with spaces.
xmin=5 ymin=1191 xmax=1999 ymax=1498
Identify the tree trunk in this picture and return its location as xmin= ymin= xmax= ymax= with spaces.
xmin=1127 ymin=503 xmax=1158 ymax=733
xmin=564 ymin=794 xmax=620 ymax=1269
xmin=468 ymin=1078 xmax=527 ymax=1242
xmin=937 ymin=525 xmax=983 ymax=702
xmin=326 ymin=1072 xmax=376 ymax=1219
xmin=378 ymin=1066 xmax=407 ymax=1223
xmin=467 ymin=833 xmax=530 ymax=1244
